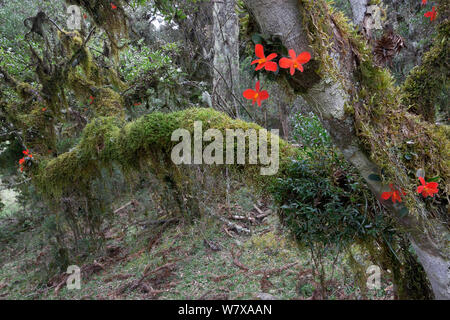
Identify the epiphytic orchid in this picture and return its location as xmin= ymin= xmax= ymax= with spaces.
xmin=279 ymin=50 xmax=311 ymax=75
xmin=417 ymin=177 xmax=438 ymax=198
xmin=243 ymin=80 xmax=269 ymax=107
xmin=22 ymin=149 xmax=32 ymax=158
xmin=19 ymin=150 xmax=33 ymax=172
xmin=111 ymin=3 xmax=117 ymax=10
xmin=381 ymin=184 xmax=406 ymax=203
xmin=251 ymin=44 xmax=278 ymax=72
xmin=422 ymin=0 xmax=427 ymax=5
xmin=424 ymin=6 xmax=437 ymax=21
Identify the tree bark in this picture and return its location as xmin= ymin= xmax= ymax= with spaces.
xmin=349 ymin=0 xmax=368 ymax=26
xmin=244 ymin=0 xmax=449 ymax=299
xmin=212 ymin=0 xmax=240 ymax=118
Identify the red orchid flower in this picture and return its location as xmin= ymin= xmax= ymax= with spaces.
xmin=243 ymin=80 xmax=269 ymax=107
xmin=20 ymin=166 xmax=24 ymax=172
xmin=417 ymin=177 xmax=438 ymax=198
xmin=111 ymin=3 xmax=117 ymax=9
xmin=134 ymin=102 xmax=142 ymax=106
xmin=424 ymin=6 xmax=437 ymax=21
xmin=251 ymin=44 xmax=278 ymax=72
xmin=83 ymin=13 xmax=88 ymax=19
xmin=422 ymin=0 xmax=427 ymax=5
xmin=22 ymin=149 xmax=33 ymax=158
xmin=381 ymin=184 xmax=406 ymax=203
xmin=42 ymin=107 xmax=47 ymax=112
xmin=89 ymin=96 xmax=95 ymax=104
xmin=279 ymin=50 xmax=311 ymax=75
xmin=19 ymin=158 xmax=25 ymax=165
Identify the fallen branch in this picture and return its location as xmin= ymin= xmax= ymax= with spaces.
xmin=211 ymin=212 xmax=251 ymax=235
xmin=230 ymin=247 xmax=249 ymax=271
xmin=253 ymin=262 xmax=298 ymax=276
xmin=253 ymin=204 xmax=264 ymax=215
xmin=113 ymin=200 xmax=138 ymax=214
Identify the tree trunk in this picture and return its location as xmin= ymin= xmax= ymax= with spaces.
xmin=244 ymin=0 xmax=449 ymax=299
xmin=349 ymin=0 xmax=368 ymax=26
xmin=212 ymin=0 xmax=240 ymax=118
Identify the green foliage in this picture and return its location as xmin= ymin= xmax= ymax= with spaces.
xmin=402 ymin=18 xmax=449 ymax=122
xmin=293 ymin=113 xmax=332 ymax=149
xmin=271 ymin=114 xmax=389 ymax=248
xmin=120 ymin=40 xmax=181 ymax=83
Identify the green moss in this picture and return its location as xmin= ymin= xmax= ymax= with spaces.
xmin=402 ymin=19 xmax=449 ymax=122
xmin=296 ymin=0 xmax=449 ymax=221
xmin=33 ymin=108 xmax=294 ymax=199
xmin=58 ymin=30 xmax=84 ymax=54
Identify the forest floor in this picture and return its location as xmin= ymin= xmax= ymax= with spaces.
xmin=0 ymin=187 xmax=394 ymax=300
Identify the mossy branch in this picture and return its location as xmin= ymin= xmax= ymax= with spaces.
xmin=33 ymin=108 xmax=294 ymax=198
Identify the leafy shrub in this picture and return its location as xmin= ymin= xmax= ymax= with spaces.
xmin=272 ymin=113 xmax=389 ymax=248
xmin=271 ymin=113 xmax=393 ymax=297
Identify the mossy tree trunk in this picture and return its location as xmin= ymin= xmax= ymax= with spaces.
xmin=244 ymin=0 xmax=449 ymax=299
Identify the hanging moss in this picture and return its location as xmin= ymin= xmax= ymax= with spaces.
xmin=58 ymin=30 xmax=84 ymax=54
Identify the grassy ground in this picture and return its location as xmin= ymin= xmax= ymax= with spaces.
xmin=0 ymin=187 xmax=393 ymax=300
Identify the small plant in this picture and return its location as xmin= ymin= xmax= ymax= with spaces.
xmin=271 ymin=114 xmax=390 ymax=297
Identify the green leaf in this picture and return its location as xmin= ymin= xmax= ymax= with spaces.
xmin=399 ymin=207 xmax=409 ymax=218
xmin=427 ymin=176 xmax=440 ymax=182
xmin=368 ymin=173 xmax=381 ymax=182
xmin=251 ymin=33 xmax=263 ymax=45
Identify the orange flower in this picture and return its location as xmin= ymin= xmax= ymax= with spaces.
xmin=134 ymin=102 xmax=142 ymax=106
xmin=243 ymin=80 xmax=269 ymax=107
xmin=42 ymin=107 xmax=47 ymax=111
xmin=424 ymin=6 xmax=437 ymax=21
xmin=251 ymin=44 xmax=278 ymax=72
xmin=417 ymin=177 xmax=438 ymax=198
xmin=381 ymin=184 xmax=406 ymax=203
xmin=111 ymin=3 xmax=117 ymax=9
xmin=22 ymin=149 xmax=32 ymax=158
xmin=279 ymin=50 xmax=311 ymax=75
xmin=19 ymin=158 xmax=25 ymax=165
xmin=422 ymin=0 xmax=427 ymax=5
